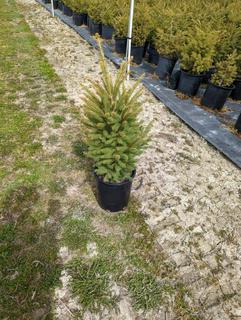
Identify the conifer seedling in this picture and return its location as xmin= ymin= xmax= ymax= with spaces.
xmin=82 ymin=41 xmax=150 ymax=183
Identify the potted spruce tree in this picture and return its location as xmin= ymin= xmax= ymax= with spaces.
xmin=88 ymin=0 xmax=102 ymax=36
xmin=113 ymin=4 xmax=129 ymax=55
xmin=177 ymin=25 xmax=218 ymax=96
xmin=70 ymin=0 xmax=88 ymax=26
xmin=82 ymin=42 xmax=150 ymax=212
xmin=202 ymin=52 xmax=237 ymax=110
xmin=130 ymin=1 xmax=152 ymax=65
xmin=100 ymin=3 xmax=115 ymax=40
xmin=153 ymin=10 xmax=179 ymax=80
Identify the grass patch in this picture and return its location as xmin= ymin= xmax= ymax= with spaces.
xmin=127 ymin=272 xmax=163 ymax=310
xmin=67 ymin=258 xmax=118 ymax=315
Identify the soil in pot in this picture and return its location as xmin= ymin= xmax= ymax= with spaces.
xmin=235 ymin=112 xmax=241 ymax=133
xmin=156 ymin=55 xmax=177 ymax=80
xmin=115 ymin=37 xmax=127 ymax=55
xmin=101 ymin=25 xmax=115 ymax=40
xmin=131 ymin=45 xmax=144 ymax=65
xmin=148 ymin=45 xmax=159 ymax=65
xmin=95 ymin=171 xmax=135 ymax=212
xmin=63 ymin=4 xmax=73 ymax=16
xmin=231 ymin=79 xmax=241 ymax=101
xmin=201 ymin=82 xmax=234 ymax=110
xmin=89 ymin=18 xmax=101 ymax=36
xmin=73 ymin=12 xmax=86 ymax=26
xmin=177 ymin=70 xmax=203 ymax=96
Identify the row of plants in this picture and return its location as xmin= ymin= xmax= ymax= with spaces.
xmin=49 ymin=0 xmax=241 ymax=109
xmin=42 ymin=0 xmax=241 ymax=211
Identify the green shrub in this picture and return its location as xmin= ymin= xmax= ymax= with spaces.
xmin=212 ymin=52 xmax=238 ymax=87
xmin=100 ymin=2 xmax=117 ymax=26
xmin=153 ymin=8 xmax=181 ymax=59
xmin=113 ymin=1 xmax=129 ymax=38
xmin=178 ymin=24 xmax=219 ymax=74
xmin=68 ymin=0 xmax=89 ymax=13
xmin=88 ymin=0 xmax=103 ymax=23
xmin=131 ymin=1 xmax=152 ymax=46
xmin=82 ymin=42 xmax=150 ymax=183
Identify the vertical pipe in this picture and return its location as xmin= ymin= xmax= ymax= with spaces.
xmin=51 ymin=0 xmax=55 ymax=17
xmin=126 ymin=0 xmax=134 ymax=81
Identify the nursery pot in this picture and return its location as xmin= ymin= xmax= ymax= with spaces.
xmin=235 ymin=112 xmax=241 ymax=133
xmin=148 ymin=45 xmax=159 ymax=65
xmin=53 ymin=0 xmax=58 ymax=9
xmin=231 ymin=79 xmax=241 ymax=101
xmin=115 ymin=37 xmax=127 ymax=55
xmin=131 ymin=45 xmax=145 ymax=65
xmin=95 ymin=171 xmax=136 ymax=212
xmin=63 ymin=4 xmax=73 ymax=16
xmin=201 ymin=82 xmax=234 ymax=110
xmin=177 ymin=70 xmax=203 ymax=96
xmin=143 ymin=41 xmax=149 ymax=58
xmin=58 ymin=0 xmax=63 ymax=11
xmin=73 ymin=12 xmax=86 ymax=26
xmin=89 ymin=18 xmax=101 ymax=36
xmin=156 ymin=55 xmax=177 ymax=80
xmin=101 ymin=25 xmax=115 ymax=40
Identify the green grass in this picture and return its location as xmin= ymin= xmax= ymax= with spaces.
xmin=67 ymin=258 xmax=119 ymax=315
xmin=62 ymin=203 xmax=200 ymax=318
xmin=0 ymin=0 xmax=66 ymax=318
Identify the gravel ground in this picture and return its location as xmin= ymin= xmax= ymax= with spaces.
xmin=17 ymin=0 xmax=241 ymax=319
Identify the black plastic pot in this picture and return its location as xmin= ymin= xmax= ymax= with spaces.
xmin=177 ymin=70 xmax=203 ymax=96
xmin=169 ymin=70 xmax=181 ymax=90
xmin=231 ymin=79 xmax=241 ymax=101
xmin=101 ymin=25 xmax=115 ymax=40
xmin=131 ymin=45 xmax=144 ymax=65
xmin=156 ymin=55 xmax=177 ymax=80
xmin=89 ymin=18 xmax=101 ymax=36
xmin=148 ymin=45 xmax=159 ymax=65
xmin=73 ymin=12 xmax=86 ymax=26
xmin=201 ymin=82 xmax=234 ymax=110
xmin=235 ymin=112 xmax=241 ymax=133
xmin=43 ymin=0 xmax=50 ymax=3
xmin=115 ymin=37 xmax=127 ymax=55
xmin=63 ymin=4 xmax=73 ymax=16
xmin=58 ymin=0 xmax=63 ymax=11
xmin=95 ymin=171 xmax=135 ymax=212
xmin=87 ymin=15 xmax=90 ymax=27
xmin=143 ymin=41 xmax=149 ymax=58
xmin=53 ymin=0 xmax=58 ymax=9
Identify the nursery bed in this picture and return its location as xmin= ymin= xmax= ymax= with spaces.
xmin=37 ymin=0 xmax=241 ymax=168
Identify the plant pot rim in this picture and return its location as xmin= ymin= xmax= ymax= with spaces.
xmin=102 ymin=24 xmax=114 ymax=28
xmin=115 ymin=36 xmax=127 ymax=40
xmin=208 ymin=81 xmax=235 ymax=91
xmin=131 ymin=44 xmax=144 ymax=49
xmin=159 ymin=54 xmax=177 ymax=62
xmin=94 ymin=170 xmax=136 ymax=186
xmin=180 ymin=69 xmax=204 ymax=77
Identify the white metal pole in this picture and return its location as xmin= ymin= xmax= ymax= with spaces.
xmin=51 ymin=0 xmax=55 ymax=17
xmin=126 ymin=0 xmax=134 ymax=81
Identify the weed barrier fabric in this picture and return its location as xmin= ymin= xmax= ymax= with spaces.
xmin=36 ymin=0 xmax=241 ymax=169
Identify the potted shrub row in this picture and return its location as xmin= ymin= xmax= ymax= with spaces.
xmin=82 ymin=42 xmax=150 ymax=212
xmin=52 ymin=0 xmax=241 ymax=106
